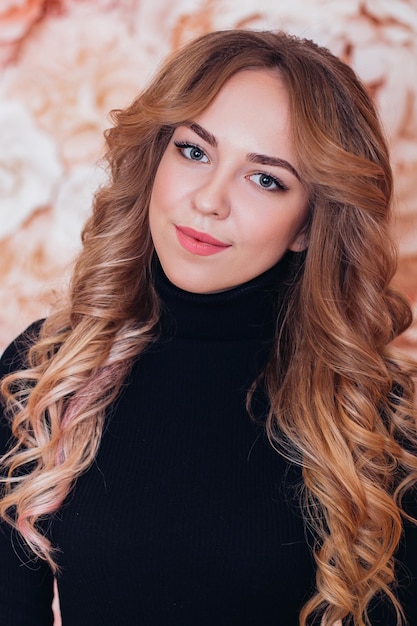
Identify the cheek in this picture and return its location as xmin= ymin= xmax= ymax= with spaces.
xmin=150 ymin=166 xmax=168 ymax=211
xmin=241 ymin=206 xmax=308 ymax=258
xmin=240 ymin=212 xmax=295 ymax=245
xmin=151 ymin=161 xmax=191 ymax=214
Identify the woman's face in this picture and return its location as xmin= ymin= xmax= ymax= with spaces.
xmin=149 ymin=69 xmax=310 ymax=293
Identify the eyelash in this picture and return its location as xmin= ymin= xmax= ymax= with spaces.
xmin=173 ymin=140 xmax=288 ymax=193
xmin=250 ymin=173 xmax=288 ymax=193
xmin=174 ymin=141 xmax=208 ymax=162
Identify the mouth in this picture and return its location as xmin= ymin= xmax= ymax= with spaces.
xmin=175 ymin=225 xmax=231 ymax=256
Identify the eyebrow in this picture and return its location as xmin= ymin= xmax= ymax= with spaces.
xmin=182 ymin=121 xmax=301 ymax=181
xmin=247 ymin=153 xmax=301 ymax=181
xmin=186 ymin=122 xmax=218 ymax=147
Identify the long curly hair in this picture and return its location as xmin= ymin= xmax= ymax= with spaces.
xmin=1 ymin=29 xmax=416 ymax=626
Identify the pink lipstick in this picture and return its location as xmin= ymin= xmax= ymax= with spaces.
xmin=175 ymin=226 xmax=231 ymax=256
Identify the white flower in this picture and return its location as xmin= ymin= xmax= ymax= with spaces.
xmin=0 ymin=100 xmax=62 ymax=238
xmin=51 ymin=163 xmax=108 ymax=256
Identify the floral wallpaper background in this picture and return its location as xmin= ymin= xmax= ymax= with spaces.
xmin=1 ymin=0 xmax=417 ymax=365
xmin=0 ymin=1 xmax=416 ymax=621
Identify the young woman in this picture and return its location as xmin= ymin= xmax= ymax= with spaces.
xmin=1 ymin=30 xmax=416 ymax=626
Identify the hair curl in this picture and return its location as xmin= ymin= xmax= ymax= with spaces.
xmin=1 ymin=29 xmax=417 ymax=626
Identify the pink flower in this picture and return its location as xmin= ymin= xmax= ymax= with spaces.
xmin=2 ymin=12 xmax=149 ymax=165
xmin=0 ymin=0 xmax=46 ymax=45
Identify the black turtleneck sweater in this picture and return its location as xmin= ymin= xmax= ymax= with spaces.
xmin=1 ymin=255 xmax=416 ymax=625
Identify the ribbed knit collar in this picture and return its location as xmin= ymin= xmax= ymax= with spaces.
xmin=153 ymin=251 xmax=303 ymax=341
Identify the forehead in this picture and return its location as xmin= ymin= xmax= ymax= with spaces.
xmin=199 ymin=68 xmax=290 ymax=118
xmin=191 ymin=69 xmax=295 ymax=159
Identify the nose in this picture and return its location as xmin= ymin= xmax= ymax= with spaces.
xmin=192 ymin=172 xmax=231 ymax=219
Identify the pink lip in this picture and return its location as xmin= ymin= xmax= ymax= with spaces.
xmin=175 ymin=225 xmax=231 ymax=256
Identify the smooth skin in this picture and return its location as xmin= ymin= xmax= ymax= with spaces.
xmin=149 ymin=69 xmax=310 ymax=294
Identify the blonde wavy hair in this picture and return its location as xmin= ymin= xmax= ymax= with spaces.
xmin=1 ymin=30 xmax=417 ymax=626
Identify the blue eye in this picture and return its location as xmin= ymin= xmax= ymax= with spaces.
xmin=249 ymin=173 xmax=288 ymax=192
xmin=174 ymin=141 xmax=209 ymax=163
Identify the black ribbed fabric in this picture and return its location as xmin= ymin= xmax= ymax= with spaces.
xmin=51 ymin=253 xmax=316 ymax=625
xmin=1 ymin=252 xmax=416 ymax=625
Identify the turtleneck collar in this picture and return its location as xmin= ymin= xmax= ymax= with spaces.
xmin=153 ymin=251 xmax=304 ymax=341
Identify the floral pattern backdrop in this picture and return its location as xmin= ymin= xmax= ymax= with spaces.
xmin=0 ymin=1 xmax=416 ymax=622
xmin=1 ymin=0 xmax=417 ymax=364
